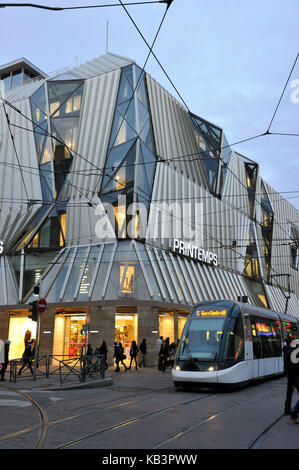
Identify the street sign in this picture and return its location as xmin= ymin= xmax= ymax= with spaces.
xmin=37 ymin=298 xmax=47 ymax=314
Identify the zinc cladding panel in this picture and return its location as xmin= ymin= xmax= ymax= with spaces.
xmin=264 ymin=283 xmax=299 ymax=319
xmin=146 ymin=74 xmax=209 ymax=190
xmin=264 ymin=181 xmax=299 ymax=294
xmin=70 ymin=53 xmax=134 ymax=79
xmin=147 ymin=158 xmax=251 ymax=276
xmin=66 ymin=69 xmax=120 ymax=246
xmin=0 ymin=98 xmax=42 ymax=247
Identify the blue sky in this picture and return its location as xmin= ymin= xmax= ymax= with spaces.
xmin=1 ymin=0 xmax=299 ymax=208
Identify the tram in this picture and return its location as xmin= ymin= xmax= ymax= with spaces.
xmin=172 ymin=300 xmax=299 ymax=389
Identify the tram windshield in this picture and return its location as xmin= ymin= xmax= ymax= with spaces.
xmin=179 ymin=317 xmax=225 ymax=360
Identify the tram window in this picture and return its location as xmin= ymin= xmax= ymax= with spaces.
xmin=251 ymin=321 xmax=263 ymax=359
xmin=225 ymin=316 xmax=244 ymax=361
xmin=179 ymin=318 xmax=225 ymax=360
xmin=282 ymin=321 xmax=298 ymax=340
xmin=251 ymin=317 xmax=282 ymax=358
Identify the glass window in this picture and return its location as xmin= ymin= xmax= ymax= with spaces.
xmin=11 ymin=70 xmax=22 ymax=88
xmin=251 ymin=317 xmax=283 ymax=358
xmin=120 ymin=265 xmax=135 ymax=293
xmin=159 ymin=313 xmax=174 ymax=344
xmin=179 ymin=317 xmax=226 ymax=360
xmin=1 ymin=73 xmax=11 ymax=91
xmin=224 ymin=316 xmax=244 ymax=361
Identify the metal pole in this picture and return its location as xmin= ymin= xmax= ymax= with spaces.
xmin=33 ymin=309 xmax=41 ymax=380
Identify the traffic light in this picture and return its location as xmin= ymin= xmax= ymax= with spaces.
xmin=28 ymin=300 xmax=38 ymax=322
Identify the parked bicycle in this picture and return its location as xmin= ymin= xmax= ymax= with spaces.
xmin=79 ymin=354 xmax=106 ymax=382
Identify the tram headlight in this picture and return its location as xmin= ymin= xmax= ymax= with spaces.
xmin=208 ymin=366 xmax=215 ymax=372
xmin=174 ymin=365 xmax=181 ymax=371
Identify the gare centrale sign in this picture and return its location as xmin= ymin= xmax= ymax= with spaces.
xmin=171 ymin=238 xmax=218 ymax=266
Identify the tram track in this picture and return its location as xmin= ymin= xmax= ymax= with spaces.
xmin=57 ymin=386 xmax=285 ymax=449
xmin=246 ymin=413 xmax=285 ymax=449
xmin=0 ymin=385 xmax=179 ymax=446
xmin=0 ymin=386 xmax=48 ymax=449
xmin=0 ymin=380 xmax=289 ymax=450
xmin=56 ymin=393 xmax=217 ymax=449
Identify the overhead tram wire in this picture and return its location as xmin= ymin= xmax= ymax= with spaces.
xmin=0 ymin=1 xmax=166 ymax=11
xmin=1 ymin=97 xmax=297 ymax=265
xmin=267 ymin=52 xmax=299 ymax=133
xmin=117 ymin=2 xmax=299 ymax=218
xmin=0 ymin=6 xmax=296 ymax=269
xmin=115 ymin=4 xmax=299 ymax=291
xmin=1 ymin=99 xmax=30 ymax=202
xmin=89 ymin=0 xmax=172 ymax=201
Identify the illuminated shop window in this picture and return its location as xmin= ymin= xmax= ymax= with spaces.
xmin=114 ymin=205 xmax=126 ymax=239
xmin=159 ymin=312 xmax=174 ymax=344
xmin=120 ymin=265 xmax=135 ymax=293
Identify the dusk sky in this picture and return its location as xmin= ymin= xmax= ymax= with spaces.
xmin=1 ymin=0 xmax=299 ymax=208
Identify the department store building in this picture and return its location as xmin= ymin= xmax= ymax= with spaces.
xmin=0 ymin=53 xmax=299 ymax=365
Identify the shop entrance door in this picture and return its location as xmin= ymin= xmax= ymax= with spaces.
xmin=115 ymin=314 xmax=138 ymax=364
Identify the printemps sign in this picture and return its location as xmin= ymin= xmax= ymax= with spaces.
xmin=172 ymin=239 xmax=218 ymax=266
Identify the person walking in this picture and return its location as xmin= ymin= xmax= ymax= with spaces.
xmin=160 ymin=337 xmax=170 ymax=372
xmin=99 ymin=341 xmax=108 ymax=370
xmin=169 ymin=341 xmax=176 ymax=368
xmin=18 ymin=342 xmax=34 ymax=376
xmin=157 ymin=336 xmax=163 ymax=370
xmin=114 ymin=342 xmax=127 ymax=372
xmin=139 ymin=338 xmax=147 ymax=367
xmin=128 ymin=340 xmax=139 ymax=370
xmin=283 ymin=336 xmax=299 ymax=415
xmin=0 ymin=340 xmax=11 ymax=382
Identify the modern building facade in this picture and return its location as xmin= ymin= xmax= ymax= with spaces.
xmin=1 ymin=52 xmax=299 ymax=365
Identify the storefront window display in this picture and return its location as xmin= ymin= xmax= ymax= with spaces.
xmin=8 ymin=315 xmax=37 ymax=360
xmin=159 ymin=312 xmax=174 ymax=344
xmin=115 ymin=314 xmax=138 ymax=361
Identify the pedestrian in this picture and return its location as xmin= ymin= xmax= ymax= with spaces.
xmin=159 ymin=337 xmax=170 ymax=372
xmin=139 ymin=338 xmax=147 ymax=367
xmin=99 ymin=341 xmax=108 ymax=370
xmin=114 ymin=342 xmax=127 ymax=372
xmin=31 ymin=339 xmax=39 ymax=369
xmin=18 ymin=342 xmax=34 ymax=376
xmin=128 ymin=340 xmax=139 ymax=370
xmin=283 ymin=336 xmax=299 ymax=415
xmin=169 ymin=342 xmax=176 ymax=368
xmin=0 ymin=340 xmax=11 ymax=382
xmin=87 ymin=344 xmax=93 ymax=356
xmin=157 ymin=335 xmax=163 ymax=370
xmin=24 ymin=329 xmax=31 ymax=347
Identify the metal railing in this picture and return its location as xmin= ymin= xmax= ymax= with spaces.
xmin=8 ymin=354 xmax=106 ymax=386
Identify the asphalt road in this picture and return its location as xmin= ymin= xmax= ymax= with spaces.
xmin=0 ymin=367 xmax=298 ymax=457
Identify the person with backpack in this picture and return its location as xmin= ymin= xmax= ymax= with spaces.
xmin=18 ymin=342 xmax=34 ymax=376
xmin=128 ymin=340 xmax=139 ymax=370
xmin=114 ymin=341 xmax=127 ymax=372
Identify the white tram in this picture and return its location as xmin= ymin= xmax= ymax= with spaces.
xmin=172 ymin=300 xmax=299 ymax=389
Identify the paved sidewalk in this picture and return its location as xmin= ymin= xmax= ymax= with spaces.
xmin=0 ymin=364 xmax=174 ymax=391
